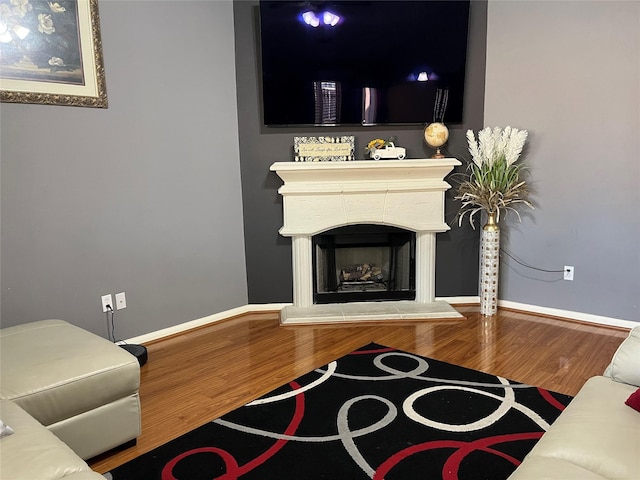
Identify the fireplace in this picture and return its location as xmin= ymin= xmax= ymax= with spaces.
xmin=270 ymin=158 xmax=463 ymax=324
xmin=313 ymin=225 xmax=415 ymax=304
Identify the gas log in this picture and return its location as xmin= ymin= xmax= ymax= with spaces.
xmin=340 ymin=264 xmax=384 ymax=283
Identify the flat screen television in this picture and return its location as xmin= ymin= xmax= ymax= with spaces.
xmin=259 ymin=0 xmax=470 ymax=127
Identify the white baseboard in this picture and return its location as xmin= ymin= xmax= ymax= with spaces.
xmin=497 ymin=300 xmax=638 ymax=330
xmin=125 ymin=298 xmax=636 ymax=345
xmin=442 ymin=296 xmax=637 ymax=329
xmin=125 ymin=303 xmax=291 ymax=345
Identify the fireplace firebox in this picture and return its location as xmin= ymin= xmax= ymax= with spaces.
xmin=313 ymin=225 xmax=416 ymax=304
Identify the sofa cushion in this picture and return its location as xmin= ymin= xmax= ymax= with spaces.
xmin=0 ymin=319 xmax=140 ymax=426
xmin=0 ymin=399 xmax=104 ymax=480
xmin=510 ymin=376 xmax=639 ymax=480
xmin=603 ymin=326 xmax=640 ymax=387
xmin=508 ymin=456 xmax=609 ymax=480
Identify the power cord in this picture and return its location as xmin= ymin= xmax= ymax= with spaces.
xmin=500 ymin=248 xmax=568 ymax=274
xmin=105 ymin=305 xmax=147 ymax=366
xmin=105 ymin=305 xmax=126 ymax=344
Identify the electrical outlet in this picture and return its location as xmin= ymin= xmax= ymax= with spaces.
xmin=564 ymin=266 xmax=574 ymax=281
xmin=115 ymin=292 xmax=127 ymax=310
xmin=101 ymin=294 xmax=113 ymax=312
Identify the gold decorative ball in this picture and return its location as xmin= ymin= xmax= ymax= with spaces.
xmin=424 ymin=122 xmax=449 ymax=148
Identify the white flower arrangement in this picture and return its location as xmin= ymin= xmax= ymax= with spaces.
xmin=455 ymin=126 xmax=533 ymax=227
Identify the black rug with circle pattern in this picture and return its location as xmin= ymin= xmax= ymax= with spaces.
xmin=105 ymin=343 xmax=571 ymax=480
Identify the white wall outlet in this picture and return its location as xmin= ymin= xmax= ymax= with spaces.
xmin=115 ymin=292 xmax=127 ymax=310
xmin=564 ymin=266 xmax=574 ymax=281
xmin=101 ymin=294 xmax=113 ymax=312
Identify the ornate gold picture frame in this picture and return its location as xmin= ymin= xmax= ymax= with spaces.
xmin=0 ymin=0 xmax=107 ymax=108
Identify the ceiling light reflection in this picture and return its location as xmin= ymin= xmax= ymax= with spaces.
xmin=323 ymin=11 xmax=340 ymax=26
xmin=302 ymin=11 xmax=320 ymax=27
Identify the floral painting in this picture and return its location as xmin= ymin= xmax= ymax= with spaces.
xmin=0 ymin=0 xmax=107 ymax=107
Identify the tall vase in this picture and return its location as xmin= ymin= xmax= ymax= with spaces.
xmin=480 ymin=212 xmax=500 ymax=316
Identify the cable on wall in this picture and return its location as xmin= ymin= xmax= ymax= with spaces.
xmin=500 ymin=248 xmax=567 ymax=274
xmin=104 ymin=304 xmax=148 ymax=366
xmin=105 ymin=305 xmax=126 ymax=344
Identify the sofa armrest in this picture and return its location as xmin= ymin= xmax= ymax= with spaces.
xmin=604 ymin=326 xmax=640 ymax=387
xmin=0 ymin=399 xmax=104 ymax=480
xmin=509 ymin=376 xmax=639 ymax=480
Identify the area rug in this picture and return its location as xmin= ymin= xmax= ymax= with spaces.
xmin=105 ymin=343 xmax=572 ymax=480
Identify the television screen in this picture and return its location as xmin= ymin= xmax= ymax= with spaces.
xmin=259 ymin=0 xmax=470 ymax=127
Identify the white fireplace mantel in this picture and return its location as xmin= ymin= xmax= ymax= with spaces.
xmin=270 ymin=158 xmax=462 ymax=324
xmin=271 ymin=159 xmax=460 ymax=236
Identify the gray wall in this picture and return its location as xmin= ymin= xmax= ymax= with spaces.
xmin=5 ymin=0 xmax=632 ymax=338
xmin=0 ymin=0 xmax=248 ymax=337
xmin=234 ymin=0 xmax=489 ymax=303
xmin=485 ymin=1 xmax=640 ymax=322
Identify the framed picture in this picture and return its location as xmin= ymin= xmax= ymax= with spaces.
xmin=0 ymin=0 xmax=107 ymax=108
xmin=294 ymin=136 xmax=355 ymax=162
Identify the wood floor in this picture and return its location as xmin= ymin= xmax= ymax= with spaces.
xmin=89 ymin=305 xmax=629 ymax=474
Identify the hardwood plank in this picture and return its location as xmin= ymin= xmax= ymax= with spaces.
xmin=89 ymin=306 xmax=629 ymax=473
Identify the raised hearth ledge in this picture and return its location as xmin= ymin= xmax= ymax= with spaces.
xmin=280 ymin=300 xmax=463 ymax=325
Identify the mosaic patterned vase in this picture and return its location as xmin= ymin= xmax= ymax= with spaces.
xmin=480 ymin=212 xmax=500 ymax=316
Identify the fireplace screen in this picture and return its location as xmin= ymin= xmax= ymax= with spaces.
xmin=313 ymin=225 xmax=416 ymax=304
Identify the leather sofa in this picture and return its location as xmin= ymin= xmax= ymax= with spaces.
xmin=1 ymin=399 xmax=105 ymax=480
xmin=0 ymin=319 xmax=142 ymax=480
xmin=508 ymin=326 xmax=640 ymax=480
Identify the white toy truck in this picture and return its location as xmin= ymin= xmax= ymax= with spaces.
xmin=370 ymin=142 xmax=406 ymax=160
